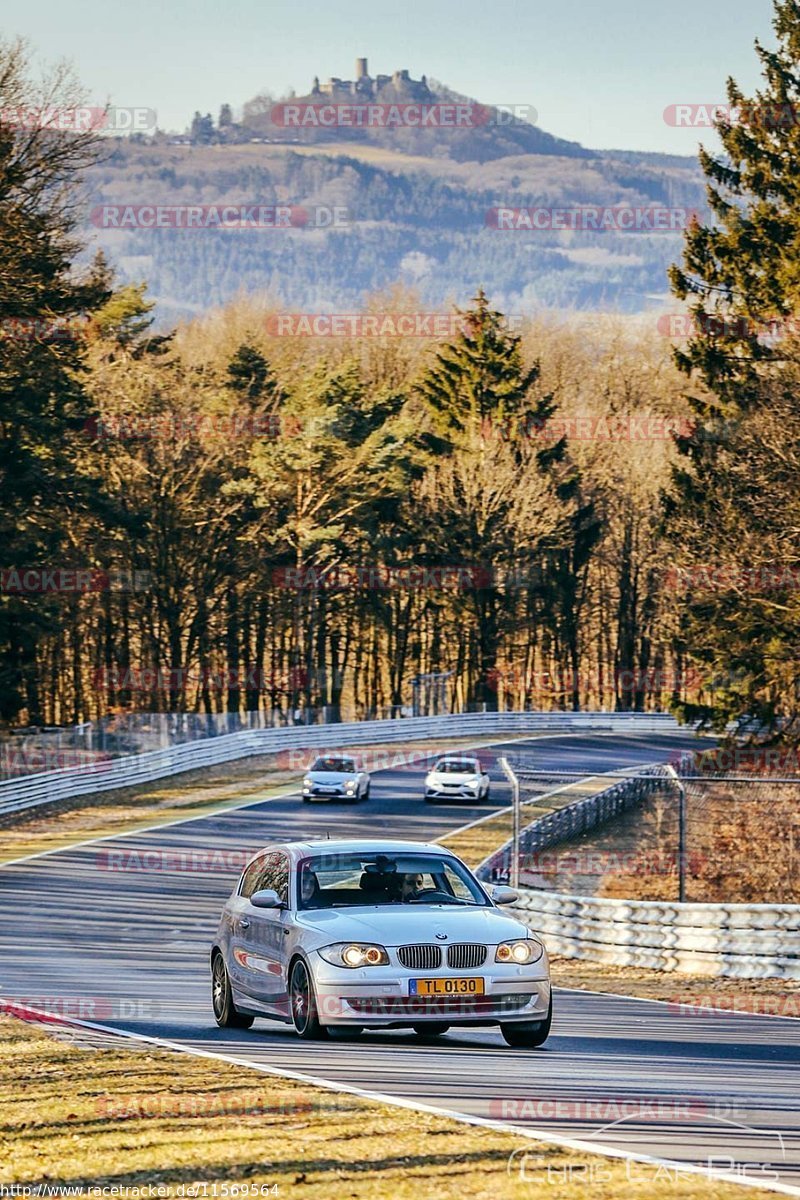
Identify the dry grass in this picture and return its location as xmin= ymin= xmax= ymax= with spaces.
xmin=0 ymin=757 xmax=297 ymax=866
xmin=0 ymin=1014 xmax=778 ymax=1200
xmin=551 ymin=957 xmax=800 ymax=1013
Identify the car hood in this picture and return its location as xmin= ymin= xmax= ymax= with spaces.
xmin=306 ymin=771 xmax=356 ymax=784
xmin=295 ymin=904 xmax=532 ymax=945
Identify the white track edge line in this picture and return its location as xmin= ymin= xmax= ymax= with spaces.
xmin=1 ymin=1001 xmax=796 ymax=1197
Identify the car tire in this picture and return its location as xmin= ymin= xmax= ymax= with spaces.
xmin=501 ymin=996 xmax=552 ymax=1048
xmin=212 ymin=952 xmax=254 ymax=1030
xmin=363 ymin=782 xmax=370 ymax=801
xmin=412 ymin=1023 xmax=450 ymax=1037
xmin=484 ymin=783 xmax=491 ymax=801
xmin=290 ymin=957 xmax=328 ymax=1040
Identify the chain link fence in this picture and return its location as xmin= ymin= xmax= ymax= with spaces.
xmin=482 ymin=752 xmax=800 ymax=906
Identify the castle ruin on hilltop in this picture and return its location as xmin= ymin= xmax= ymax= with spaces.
xmin=310 ymin=59 xmax=433 ymax=101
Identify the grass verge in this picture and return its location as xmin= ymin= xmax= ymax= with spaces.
xmin=550 ymin=957 xmax=800 ymax=1013
xmin=0 ymin=1014 xmax=778 ymax=1199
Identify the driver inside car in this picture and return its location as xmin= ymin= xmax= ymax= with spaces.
xmin=299 ymin=867 xmax=321 ymax=906
xmin=398 ymin=872 xmax=425 ymax=901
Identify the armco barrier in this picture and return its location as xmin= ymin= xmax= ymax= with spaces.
xmin=509 ymin=889 xmax=800 ymax=979
xmin=476 ymin=765 xmax=669 ymax=882
xmin=0 ymin=711 xmax=684 ymax=818
xmin=477 ymin=762 xmax=800 ymax=979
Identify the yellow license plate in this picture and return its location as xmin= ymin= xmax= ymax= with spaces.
xmin=410 ymin=977 xmax=485 ymax=996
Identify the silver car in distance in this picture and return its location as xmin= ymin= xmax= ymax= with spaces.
xmin=302 ymin=755 xmax=370 ymax=802
xmin=211 ymin=839 xmax=552 ymax=1047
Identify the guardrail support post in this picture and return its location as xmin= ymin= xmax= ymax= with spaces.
xmin=498 ymin=755 xmax=520 ymax=888
xmin=663 ymin=763 xmax=687 ymax=903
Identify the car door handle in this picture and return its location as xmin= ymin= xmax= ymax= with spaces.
xmin=240 ymin=918 xmax=250 ymax=930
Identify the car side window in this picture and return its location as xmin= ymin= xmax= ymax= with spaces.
xmin=239 ymin=856 xmax=265 ymax=899
xmin=252 ymin=852 xmax=290 ymax=905
xmin=442 ymin=863 xmax=474 ymax=900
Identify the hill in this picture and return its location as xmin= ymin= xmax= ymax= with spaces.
xmin=84 ymin=66 xmax=706 ymax=324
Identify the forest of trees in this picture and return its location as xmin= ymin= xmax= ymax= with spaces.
xmin=3 ymin=0 xmax=800 ymax=738
xmin=1 ymin=275 xmax=696 ymax=726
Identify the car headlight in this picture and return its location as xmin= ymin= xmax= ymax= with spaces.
xmin=344 ymin=780 xmax=356 ymax=790
xmin=303 ymin=777 xmax=313 ymax=788
xmin=318 ymin=942 xmax=390 ymax=968
xmin=465 ymin=776 xmax=480 ymax=786
xmin=495 ymin=939 xmax=544 ymax=964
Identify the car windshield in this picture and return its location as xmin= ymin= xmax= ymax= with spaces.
xmin=297 ymin=852 xmax=490 ymax=910
xmin=435 ymin=760 xmax=478 ymax=774
xmin=311 ymin=757 xmax=355 ymax=773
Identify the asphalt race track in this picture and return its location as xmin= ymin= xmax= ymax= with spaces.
xmin=2 ymin=732 xmax=799 ymax=1192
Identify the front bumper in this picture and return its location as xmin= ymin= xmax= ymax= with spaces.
xmin=303 ymin=785 xmax=358 ymax=801
xmin=425 ymin=784 xmax=482 ymax=801
xmin=310 ymin=957 xmax=551 ymax=1027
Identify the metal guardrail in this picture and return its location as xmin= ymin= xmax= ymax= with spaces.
xmin=475 ymin=763 xmax=673 ymax=884
xmin=0 ymin=711 xmax=684 ymax=818
xmin=510 ymin=889 xmax=800 ymax=979
xmin=479 ymin=759 xmax=800 ymax=979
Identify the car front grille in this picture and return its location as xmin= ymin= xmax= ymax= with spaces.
xmin=347 ymin=994 xmax=532 ymax=1016
xmin=447 ymin=943 xmax=487 ymax=969
xmin=397 ymin=944 xmax=442 ymax=970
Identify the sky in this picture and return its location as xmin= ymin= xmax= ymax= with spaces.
xmin=0 ymin=0 xmax=777 ymax=154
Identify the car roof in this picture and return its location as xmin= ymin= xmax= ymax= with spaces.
xmin=250 ymin=838 xmax=459 ymax=858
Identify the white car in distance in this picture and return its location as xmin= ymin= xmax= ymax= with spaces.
xmin=424 ymin=755 xmax=491 ymax=803
xmin=302 ymin=755 xmax=370 ymax=803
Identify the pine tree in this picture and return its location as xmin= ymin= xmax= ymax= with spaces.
xmin=0 ymin=41 xmax=110 ymax=723
xmin=227 ymin=343 xmax=281 ymax=404
xmin=667 ymin=1 xmax=800 ymax=737
xmin=190 ymin=111 xmax=215 ymax=144
xmin=417 ymin=289 xmax=562 ymax=457
xmin=416 ymin=292 xmax=578 ymax=710
xmin=669 ymin=0 xmax=800 ymax=406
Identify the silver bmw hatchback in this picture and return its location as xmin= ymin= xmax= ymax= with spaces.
xmin=211 ymin=838 xmax=551 ymax=1047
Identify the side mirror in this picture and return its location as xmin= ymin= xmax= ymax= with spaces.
xmin=251 ymin=888 xmax=285 ymax=909
xmin=490 ymin=885 xmax=518 ymax=905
